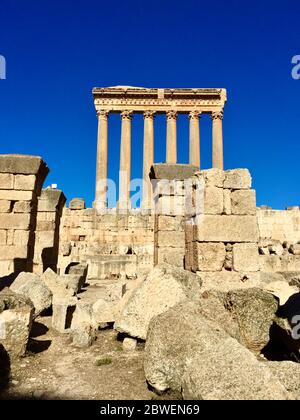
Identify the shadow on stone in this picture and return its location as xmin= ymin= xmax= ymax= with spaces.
xmin=27 ymin=339 xmax=52 ymax=354
xmin=30 ymin=321 xmax=49 ymax=338
xmin=0 ymin=344 xmax=10 ymax=393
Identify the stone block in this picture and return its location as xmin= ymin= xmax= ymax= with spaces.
xmin=0 ymin=174 xmax=14 ymax=190
xmin=0 ymin=155 xmax=49 ymax=177
xmin=233 ymin=243 xmax=260 ymax=272
xmin=13 ymin=230 xmax=30 ymax=246
xmin=156 ymin=247 xmax=185 ymax=268
xmin=201 ymin=168 xmax=225 ymax=188
xmin=123 ymin=337 xmax=137 ymax=352
xmin=156 ymin=231 xmax=185 ymax=247
xmin=231 ymin=190 xmax=256 ymax=215
xmin=0 ymin=245 xmax=28 ymax=260
xmin=14 ymin=175 xmax=36 ymax=191
xmin=224 ymin=169 xmax=252 ymax=189
xmin=0 ymin=190 xmax=33 ymax=201
xmin=153 ymin=179 xmax=186 ymax=196
xmin=156 ymin=195 xmax=185 ymax=216
xmin=196 ymin=242 xmax=226 ymax=271
xmin=259 ymin=255 xmax=282 ymax=272
xmin=13 ymin=201 xmax=32 ymax=213
xmin=204 ymin=187 xmax=224 ymax=214
xmin=150 ymin=164 xmax=199 ymax=181
xmin=36 ymin=220 xmax=55 ymax=231
xmin=223 ymin=189 xmax=231 ymax=215
xmin=0 ymin=200 xmax=11 ymax=213
xmin=69 ymin=198 xmax=85 ymax=210
xmin=38 ymin=189 xmax=66 ymax=212
xmin=195 ymin=215 xmax=259 ymax=243
xmin=0 ymin=230 xmax=7 ymax=245
xmin=52 ymin=297 xmax=78 ymax=333
xmin=72 ymin=323 xmax=96 ymax=348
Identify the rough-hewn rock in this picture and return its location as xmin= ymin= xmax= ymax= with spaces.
xmin=41 ymin=268 xmax=74 ymax=298
xmin=10 ymin=272 xmax=52 ymax=316
xmin=150 ymin=164 xmax=199 ymax=181
xmin=0 ymin=288 xmax=34 ymax=359
xmin=114 ymin=264 xmax=202 ymax=340
xmin=268 ymin=361 xmax=300 ymax=400
xmin=144 ymin=300 xmax=288 ymax=400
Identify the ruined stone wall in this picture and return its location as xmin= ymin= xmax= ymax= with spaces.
xmin=33 ymin=188 xmax=66 ymax=274
xmin=257 ymin=207 xmax=300 ymax=272
xmin=57 ymin=206 xmax=155 ymax=280
xmin=185 ymin=168 xmax=260 ymax=288
xmin=0 ymin=155 xmax=48 ymax=277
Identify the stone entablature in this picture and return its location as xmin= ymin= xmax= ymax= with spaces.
xmin=93 ymin=86 xmax=227 ymax=211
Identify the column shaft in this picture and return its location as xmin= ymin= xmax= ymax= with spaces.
xmin=166 ymin=111 xmax=177 ymax=164
xmin=189 ymin=111 xmax=201 ymax=168
xmin=143 ymin=111 xmax=155 ymax=210
xmin=212 ymin=111 xmax=224 ymax=170
xmin=95 ymin=110 xmax=109 ymax=208
xmin=119 ymin=110 xmax=132 ymax=209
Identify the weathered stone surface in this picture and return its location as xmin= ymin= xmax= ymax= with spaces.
xmin=52 ymin=296 xmax=78 ymax=333
xmin=268 ymin=361 xmax=300 ymax=400
xmin=156 ymin=195 xmax=185 ymax=216
xmin=223 ymin=189 xmax=231 ymax=214
xmin=231 ymin=190 xmax=256 ymax=215
xmin=144 ymin=301 xmax=288 ymax=399
xmin=0 ymin=190 xmax=33 ymax=201
xmin=60 ymin=274 xmax=83 ymax=295
xmin=92 ymin=298 xmax=116 ymax=324
xmin=0 ymin=173 xmax=14 ymax=189
xmin=201 ymin=168 xmax=225 ymax=188
xmin=13 ymin=200 xmax=32 ymax=213
xmin=123 ymin=337 xmax=137 ymax=352
xmin=38 ymin=188 xmax=66 ymax=212
xmin=156 ymin=247 xmax=185 ymax=268
xmin=0 ymin=155 xmax=49 ymax=177
xmin=69 ymin=198 xmax=85 ymax=210
xmin=233 ymin=243 xmax=260 ymax=272
xmin=150 ymin=164 xmax=199 ymax=181
xmin=14 ymin=175 xmax=36 ymax=191
xmin=155 ymin=216 xmax=184 ymax=232
xmin=199 ymin=271 xmax=261 ymax=293
xmin=41 ymin=268 xmax=74 ymax=298
xmin=259 ymin=255 xmax=282 ymax=272
xmin=195 ymin=242 xmax=226 ymax=271
xmin=72 ymin=322 xmax=97 ymax=348
xmin=290 ymin=244 xmax=300 ymax=256
xmin=195 ymin=215 xmax=259 ymax=243
xmin=0 ymin=213 xmax=31 ymax=230
xmin=114 ymin=264 xmax=202 ymax=340
xmin=224 ymin=169 xmax=252 ymax=189
xmin=204 ymin=186 xmax=223 ymax=214
xmin=156 ymin=231 xmax=185 ymax=247
xmin=0 ymin=288 xmax=34 ymax=359
xmin=0 ymin=200 xmax=11 ymax=213
xmin=10 ymin=272 xmax=52 ymax=316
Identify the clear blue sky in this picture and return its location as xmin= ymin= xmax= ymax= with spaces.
xmin=0 ymin=0 xmax=300 ymax=208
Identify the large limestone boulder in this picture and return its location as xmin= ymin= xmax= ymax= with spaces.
xmin=144 ymin=301 xmax=289 ymax=400
xmin=41 ymin=268 xmax=74 ymax=298
xmin=268 ymin=361 xmax=300 ymax=400
xmin=198 ymin=287 xmax=278 ymax=354
xmin=0 ymin=288 xmax=34 ymax=359
xmin=10 ymin=272 xmax=52 ymax=316
xmin=114 ymin=264 xmax=202 ymax=340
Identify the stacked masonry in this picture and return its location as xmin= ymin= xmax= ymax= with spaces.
xmin=186 ymin=168 xmax=260 ymax=284
xmin=0 ymin=155 xmax=48 ymax=276
xmin=152 ymin=164 xmax=199 ymax=268
xmin=33 ymin=188 xmax=66 ymax=274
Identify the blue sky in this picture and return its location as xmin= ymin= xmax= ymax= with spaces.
xmin=0 ymin=0 xmax=300 ymax=208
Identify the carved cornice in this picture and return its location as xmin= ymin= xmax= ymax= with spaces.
xmin=189 ymin=110 xmax=202 ymax=120
xmin=143 ymin=110 xmax=156 ymax=119
xmin=211 ymin=110 xmax=224 ymax=121
xmin=121 ymin=110 xmax=133 ymax=120
xmin=166 ymin=110 xmax=177 ymax=120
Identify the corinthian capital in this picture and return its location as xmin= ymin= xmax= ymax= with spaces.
xmin=97 ymin=110 xmax=109 ymax=119
xmin=166 ymin=110 xmax=177 ymax=120
xmin=121 ymin=110 xmax=133 ymax=120
xmin=211 ymin=110 xmax=224 ymax=121
xmin=189 ymin=110 xmax=202 ymax=120
xmin=144 ymin=110 xmax=156 ymax=119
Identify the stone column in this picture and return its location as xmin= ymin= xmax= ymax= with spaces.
xmin=119 ymin=110 xmax=133 ymax=209
xmin=212 ymin=110 xmax=224 ymax=170
xmin=95 ymin=110 xmax=109 ymax=209
xmin=166 ymin=111 xmax=177 ymax=164
xmin=189 ymin=111 xmax=201 ymax=168
xmin=142 ymin=111 xmax=155 ymax=211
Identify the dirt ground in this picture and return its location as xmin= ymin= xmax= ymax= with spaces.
xmin=0 ymin=316 xmax=155 ymax=400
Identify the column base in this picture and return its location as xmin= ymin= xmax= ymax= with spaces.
xmin=117 ymin=200 xmax=132 ymax=214
xmin=93 ymin=199 xmax=108 ymax=213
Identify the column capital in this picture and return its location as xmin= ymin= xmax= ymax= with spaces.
xmin=144 ymin=110 xmax=156 ymax=119
xmin=121 ymin=110 xmax=133 ymax=120
xmin=96 ymin=110 xmax=109 ymax=119
xmin=189 ymin=110 xmax=202 ymax=120
xmin=211 ymin=110 xmax=224 ymax=121
xmin=166 ymin=110 xmax=178 ymax=120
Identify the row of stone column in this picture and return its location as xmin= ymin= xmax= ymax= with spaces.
xmin=95 ymin=110 xmax=224 ymax=209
